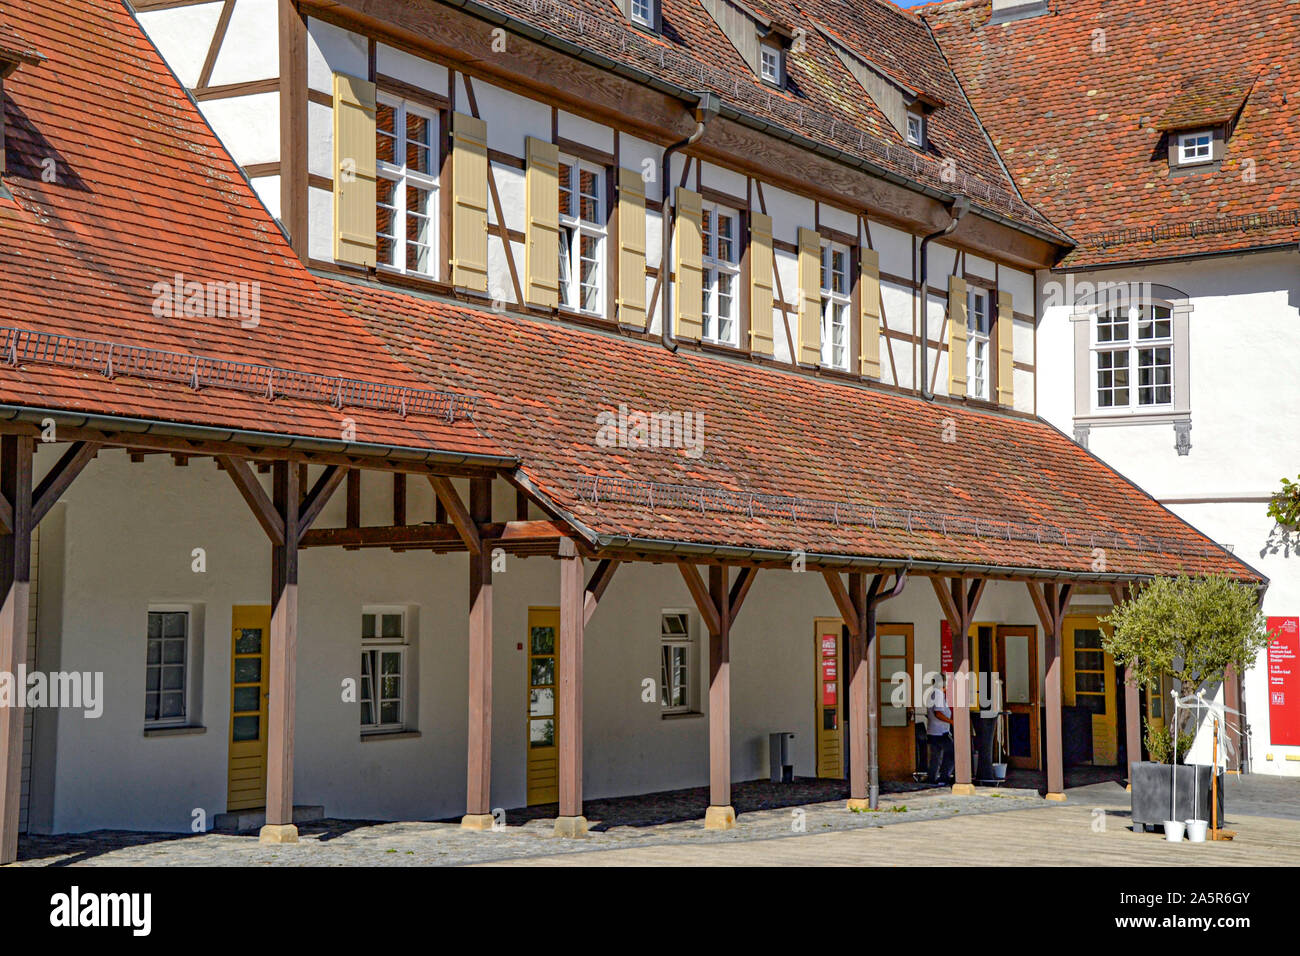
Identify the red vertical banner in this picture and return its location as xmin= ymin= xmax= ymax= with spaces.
xmin=940 ymin=620 xmax=954 ymax=674
xmin=1267 ymin=616 xmax=1300 ymax=745
xmin=821 ymin=635 xmax=838 ymax=706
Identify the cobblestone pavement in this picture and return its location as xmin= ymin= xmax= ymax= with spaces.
xmin=14 ymin=779 xmax=1049 ymax=866
xmin=14 ymin=773 xmax=1296 ymax=866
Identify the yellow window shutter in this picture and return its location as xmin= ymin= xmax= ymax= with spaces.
xmin=451 ymin=112 xmax=489 ymax=293
xmin=524 ymin=136 xmax=560 ymax=309
xmin=332 ymin=73 xmax=377 ymax=268
xmin=674 ymin=187 xmax=703 ymax=341
xmin=947 ymin=275 xmax=968 ymax=397
xmin=997 ymin=289 xmax=1015 ymax=407
xmin=749 ymin=212 xmax=775 ymax=356
xmin=859 ymin=247 xmax=882 ymax=379
xmin=616 ymin=166 xmax=647 ymax=328
xmin=796 ymin=227 xmax=822 ymax=366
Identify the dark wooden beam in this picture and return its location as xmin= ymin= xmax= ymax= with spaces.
xmin=346 ymin=468 xmax=361 ymax=528
xmin=31 ymin=441 xmax=101 ymax=526
xmin=0 ymin=436 xmax=33 ymax=864
xmin=706 ymin=564 xmax=733 ymax=827
xmin=728 ymin=566 xmax=758 ymax=620
xmin=218 ymin=455 xmax=285 ymax=545
xmin=676 ymin=561 xmax=721 ymax=636
xmin=392 ymin=473 xmax=407 ymax=526
xmin=822 ymin=570 xmax=861 ymax=640
xmin=296 ymin=465 xmax=347 ymax=540
xmin=429 ymin=476 xmax=482 ymax=555
xmin=463 ymin=475 xmax=494 ymax=828
xmin=300 ymin=519 xmax=566 ymax=552
xmin=583 ymin=558 xmax=620 ymax=627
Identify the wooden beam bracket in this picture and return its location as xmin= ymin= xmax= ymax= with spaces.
xmin=218 ymin=455 xmax=285 ymax=545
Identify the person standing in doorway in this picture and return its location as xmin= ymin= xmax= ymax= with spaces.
xmin=927 ymin=676 xmax=955 ymax=785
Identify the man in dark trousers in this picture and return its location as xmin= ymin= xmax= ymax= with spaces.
xmin=926 ymin=676 xmax=955 ymax=785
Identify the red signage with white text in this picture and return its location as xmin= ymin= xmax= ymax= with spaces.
xmin=940 ymin=621 xmax=954 ymax=674
xmin=1267 ymin=616 xmax=1300 ymax=746
xmin=821 ymin=635 xmax=838 ymax=706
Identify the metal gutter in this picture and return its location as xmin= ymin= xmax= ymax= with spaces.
xmin=439 ymin=0 xmax=1070 ymax=251
xmin=0 ymin=404 xmax=520 ymax=470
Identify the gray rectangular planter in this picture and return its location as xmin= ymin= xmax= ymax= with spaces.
xmin=1130 ymin=762 xmax=1226 ymax=827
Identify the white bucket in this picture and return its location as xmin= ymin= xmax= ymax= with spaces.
xmin=1185 ymin=819 xmax=1208 ymax=843
xmin=1163 ymin=820 xmax=1185 ymax=841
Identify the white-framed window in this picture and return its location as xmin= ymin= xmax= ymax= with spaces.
xmin=820 ymin=241 xmax=852 ymax=370
xmin=629 ymin=0 xmax=655 ymax=27
xmin=145 ymin=608 xmax=197 ymax=726
xmin=966 ymin=287 xmax=991 ymax=401
xmin=1093 ymin=303 xmax=1174 ymax=410
xmin=361 ymin=607 xmax=408 ymax=733
xmin=701 ymin=202 xmax=740 ymax=345
xmin=759 ymin=44 xmax=783 ymax=85
xmin=660 ymin=610 xmax=695 ymax=715
xmin=558 ymin=156 xmax=607 ymax=316
xmin=1177 ymin=130 xmax=1213 ymax=165
xmin=376 ymin=95 xmax=439 ymax=277
xmin=906 ymin=112 xmax=925 ymax=148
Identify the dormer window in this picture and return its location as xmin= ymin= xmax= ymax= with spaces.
xmin=628 ymin=0 xmax=656 ymax=29
xmin=1177 ymin=130 xmax=1213 ymax=165
xmin=759 ymin=43 xmax=783 ymax=86
xmin=906 ymin=112 xmax=925 ymax=148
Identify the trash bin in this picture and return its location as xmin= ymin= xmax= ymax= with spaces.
xmin=769 ymin=732 xmax=795 ymax=783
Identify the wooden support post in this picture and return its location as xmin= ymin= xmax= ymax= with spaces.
xmin=346 ymin=468 xmax=360 ymax=528
xmin=462 ymin=478 xmax=495 ymax=830
xmin=846 ymin=573 xmax=869 ymax=808
xmin=555 ymin=538 xmax=586 ymax=837
xmin=931 ymin=575 xmax=984 ymax=795
xmin=1029 ymin=580 xmax=1073 ymax=801
xmin=392 ymin=473 xmax=407 ymax=526
xmin=1223 ymin=662 xmax=1242 ymax=772
xmin=262 ymin=461 xmax=301 ymax=843
xmin=0 ymin=436 xmax=32 ymax=865
xmin=706 ymin=564 xmax=732 ymax=829
xmin=1125 ymin=663 xmax=1141 ymax=787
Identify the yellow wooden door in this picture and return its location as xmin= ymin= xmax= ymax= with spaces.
xmin=876 ymin=622 xmax=914 ymax=780
xmin=1063 ymin=616 xmax=1118 ymax=765
xmin=814 ymin=618 xmax=844 ymax=779
xmin=526 ymin=607 xmax=559 ymax=805
xmin=227 ymin=605 xmax=270 ymax=811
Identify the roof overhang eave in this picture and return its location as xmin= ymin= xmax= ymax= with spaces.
xmin=0 ymin=404 xmax=520 ymax=470
xmin=439 ymin=0 xmax=1068 ymax=250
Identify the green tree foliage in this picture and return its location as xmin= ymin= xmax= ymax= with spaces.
xmin=1268 ymin=476 xmax=1300 ymax=529
xmin=1101 ymin=574 xmax=1268 ymax=738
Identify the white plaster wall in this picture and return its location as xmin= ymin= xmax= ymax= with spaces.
xmin=1036 ymin=249 xmax=1300 ymax=774
xmin=198 ymin=92 xmax=280 ymax=168
xmin=39 ymin=454 xmax=1078 ymax=832
xmin=307 ymin=17 xmax=367 ymax=94
xmin=557 ymin=110 xmax=613 ymax=154
xmin=206 ymin=0 xmax=279 ymax=87
xmin=137 ymin=2 xmax=225 ymax=89
xmin=377 ymin=43 xmax=447 ymax=93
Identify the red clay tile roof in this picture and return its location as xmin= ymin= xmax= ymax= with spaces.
xmin=0 ymin=0 xmax=508 ymax=461
xmin=1153 ymin=72 xmax=1256 ymax=132
xmin=475 ymin=0 xmax=1062 ymax=239
xmin=924 ymin=0 xmax=1300 ymax=268
xmin=0 ymin=16 xmax=43 ymax=74
xmin=332 ymin=277 xmax=1261 ymax=581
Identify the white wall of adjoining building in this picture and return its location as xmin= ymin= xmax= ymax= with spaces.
xmin=1036 ymin=248 xmax=1300 ymax=774
xmin=28 ymin=451 xmax=1080 ymax=833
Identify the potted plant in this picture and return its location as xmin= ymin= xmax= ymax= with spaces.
xmin=1101 ymin=574 xmax=1268 ymax=832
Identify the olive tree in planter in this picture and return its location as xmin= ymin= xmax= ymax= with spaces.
xmin=1101 ymin=574 xmax=1268 ymax=828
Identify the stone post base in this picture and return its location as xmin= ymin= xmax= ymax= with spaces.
xmin=704 ymin=805 xmax=736 ymax=829
xmin=461 ymin=813 xmax=496 ymax=831
xmin=258 ymin=823 xmax=299 ymax=844
xmin=1045 ymin=792 xmax=1067 ymax=802
xmin=951 ymin=783 xmax=976 ymax=796
xmin=846 ymin=798 xmax=871 ymax=811
xmin=554 ymin=816 xmax=588 ymax=838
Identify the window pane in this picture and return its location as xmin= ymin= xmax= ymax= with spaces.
xmin=233 ymin=686 xmax=261 ymax=713
xmin=236 ymin=628 xmax=262 ymax=654
xmin=717 ymin=214 xmax=734 ymax=263
xmin=376 ymin=177 xmax=398 ymax=268
xmin=530 ymin=688 xmax=554 ymax=717
xmin=530 ymin=718 xmax=555 ymax=747
xmin=580 ymin=234 xmax=600 ymax=312
xmin=531 ymin=626 xmax=555 ymax=655
xmin=531 ymin=657 xmax=555 ymax=687
xmin=233 ymin=658 xmax=261 ymax=683
xmin=579 ymin=167 xmax=601 ymax=223
xmin=406 ymin=111 xmax=432 ymax=173
xmin=558 ymin=163 xmax=573 ymax=218
xmin=362 ymin=614 xmax=376 ymax=640
xmin=379 ymin=702 xmax=401 ymax=725
xmin=381 ymin=613 xmax=404 ymax=640
xmin=376 ymin=102 xmax=396 ymax=164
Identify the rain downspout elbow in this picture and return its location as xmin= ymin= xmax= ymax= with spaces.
xmin=918 ymin=196 xmax=970 ymax=400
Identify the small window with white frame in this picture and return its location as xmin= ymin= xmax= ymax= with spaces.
xmin=361 ymin=607 xmax=408 ymax=733
xmin=1176 ymin=130 xmax=1213 ymax=166
xmin=660 ymin=610 xmax=696 ymax=715
xmin=820 ymin=241 xmax=852 ymax=370
xmin=629 ymin=0 xmax=655 ymax=28
xmin=557 ymin=156 xmax=607 ymax=316
xmin=1093 ymin=303 xmax=1173 ymax=410
xmin=906 ymin=111 xmax=926 ymax=148
xmin=701 ymin=202 xmax=740 ymax=346
xmin=759 ymin=44 xmax=783 ymax=86
xmin=966 ymin=287 xmax=991 ymax=401
xmin=375 ymin=95 xmax=439 ymax=278
xmin=145 ymin=608 xmax=194 ymax=726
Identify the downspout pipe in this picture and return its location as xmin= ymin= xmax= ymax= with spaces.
xmin=918 ymin=195 xmax=970 ymax=400
xmin=662 ymin=93 xmax=721 ymax=352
